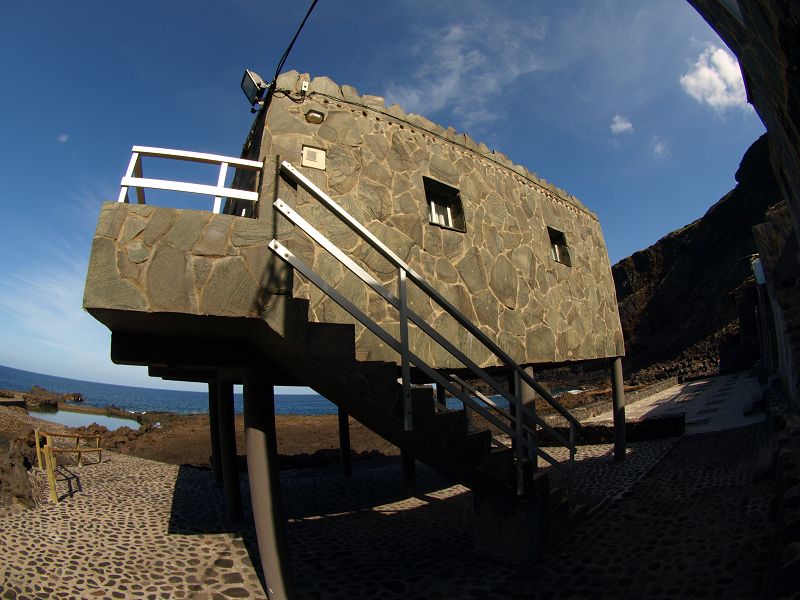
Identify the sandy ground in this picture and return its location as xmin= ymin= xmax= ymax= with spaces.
xmin=0 ymin=379 xmax=650 ymax=471
xmin=0 ymin=388 xmax=399 ymax=472
xmin=133 ymin=412 xmax=399 ymax=467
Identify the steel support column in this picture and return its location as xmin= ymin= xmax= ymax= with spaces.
xmin=436 ymin=382 xmax=447 ymax=409
xmin=610 ymin=357 xmax=627 ymax=462
xmin=208 ymin=382 xmax=223 ymax=487
xmin=521 ymin=366 xmax=538 ymax=470
xmin=337 ymin=406 xmax=352 ymax=477
xmin=508 ymin=371 xmax=517 ymax=452
xmin=243 ymin=370 xmax=294 ymax=600
xmin=217 ymin=381 xmax=243 ymax=521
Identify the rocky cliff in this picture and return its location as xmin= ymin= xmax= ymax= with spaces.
xmin=613 ymin=134 xmax=780 ymax=383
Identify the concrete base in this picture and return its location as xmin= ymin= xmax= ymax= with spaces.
xmin=473 ymin=492 xmax=547 ymax=564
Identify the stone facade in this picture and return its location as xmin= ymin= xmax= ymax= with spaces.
xmin=84 ymin=203 xmax=275 ymax=318
xmin=250 ymin=71 xmax=623 ymax=367
xmin=83 ymin=72 xmax=624 ymax=370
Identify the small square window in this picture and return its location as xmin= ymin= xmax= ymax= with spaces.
xmin=547 ymin=227 xmax=571 ymax=267
xmin=424 ymin=177 xmax=465 ymax=232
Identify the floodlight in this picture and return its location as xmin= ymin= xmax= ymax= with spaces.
xmin=241 ymin=69 xmax=268 ymax=106
xmin=305 ymin=109 xmax=325 ymax=124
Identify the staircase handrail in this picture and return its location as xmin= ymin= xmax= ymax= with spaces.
xmin=270 ymin=239 xmax=569 ymax=482
xmin=273 ymin=160 xmax=579 ymax=495
xmin=269 ymin=241 xmax=534 ymax=449
xmin=279 ymin=160 xmax=578 ymax=426
xmin=448 ymin=375 xmax=570 ymax=473
xmin=272 ymin=198 xmax=572 ymax=451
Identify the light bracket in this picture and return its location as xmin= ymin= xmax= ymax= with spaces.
xmin=241 ymin=69 xmax=268 ymax=107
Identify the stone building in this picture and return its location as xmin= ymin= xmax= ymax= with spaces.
xmin=234 ymin=70 xmax=624 ymax=369
xmin=83 ymin=72 xmax=626 ymax=597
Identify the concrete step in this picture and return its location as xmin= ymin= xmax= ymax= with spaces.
xmin=483 ymin=446 xmax=515 ymax=485
xmin=391 ymin=386 xmax=436 ymax=425
xmin=454 ymin=429 xmax=491 ymax=465
xmin=417 ymin=409 xmax=469 ymax=445
xmin=303 ymin=322 xmax=357 ymax=372
xmin=345 ymin=361 xmax=398 ymax=411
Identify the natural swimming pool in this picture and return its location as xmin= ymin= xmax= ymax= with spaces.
xmin=28 ymin=408 xmax=140 ymax=431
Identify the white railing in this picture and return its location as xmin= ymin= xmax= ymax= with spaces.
xmin=117 ymin=146 xmax=263 ymax=214
xmin=270 ymin=160 xmax=579 ymax=499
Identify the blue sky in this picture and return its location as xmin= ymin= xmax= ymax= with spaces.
xmin=0 ymin=1 xmax=765 ymax=391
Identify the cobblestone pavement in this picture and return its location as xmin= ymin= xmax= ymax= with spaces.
xmin=0 ymin=454 xmax=265 ymax=599
xmin=0 ymin=437 xmax=675 ymax=599
xmin=281 ymin=437 xmax=681 ymax=600
xmin=281 ymin=424 xmax=770 ymax=600
xmin=0 ymin=372 xmax=772 ymax=598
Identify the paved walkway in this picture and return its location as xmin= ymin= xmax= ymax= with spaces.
xmin=283 ymin=423 xmax=771 ymax=600
xmin=584 ymin=371 xmax=766 ymax=434
xmin=0 ymin=442 xmax=677 ymax=599
xmin=0 ymin=453 xmax=264 ymax=599
xmin=0 ymin=372 xmax=773 ymax=599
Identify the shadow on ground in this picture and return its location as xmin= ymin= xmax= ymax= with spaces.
xmin=165 ymin=425 xmax=771 ymax=599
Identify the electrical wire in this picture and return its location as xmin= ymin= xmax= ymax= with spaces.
xmin=260 ymin=4 xmax=585 ymax=216
xmin=270 ymin=0 xmax=320 ymax=88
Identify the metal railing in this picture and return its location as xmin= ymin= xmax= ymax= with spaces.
xmin=116 ymin=146 xmax=263 ymax=215
xmin=270 ymin=160 xmax=579 ymax=498
xmin=34 ymin=429 xmax=103 ymax=503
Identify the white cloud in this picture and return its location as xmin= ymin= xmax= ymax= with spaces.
xmin=384 ymin=12 xmax=548 ymax=130
xmin=679 ymin=44 xmax=748 ymax=111
xmin=610 ymin=114 xmax=634 ymax=135
xmin=57 ymin=133 xmax=69 ymax=143
xmin=650 ymin=135 xmax=670 ymax=158
xmin=0 ymin=245 xmax=101 ymax=365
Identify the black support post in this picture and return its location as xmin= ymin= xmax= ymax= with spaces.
xmin=217 ymin=381 xmax=243 ymax=521
xmin=243 ymin=370 xmax=294 ymax=600
xmin=610 ymin=357 xmax=627 ymax=462
xmin=520 ymin=366 xmax=538 ymax=469
xmin=208 ymin=382 xmax=223 ymax=487
xmin=436 ymin=382 xmax=447 ymax=410
xmin=337 ymin=406 xmax=352 ymax=477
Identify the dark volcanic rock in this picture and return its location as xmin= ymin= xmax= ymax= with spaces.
xmin=613 ymin=134 xmax=780 ymax=382
xmin=22 ymin=387 xmax=85 ymax=406
xmin=22 ymin=386 xmax=61 ymax=407
xmin=0 ymin=434 xmax=37 ymax=510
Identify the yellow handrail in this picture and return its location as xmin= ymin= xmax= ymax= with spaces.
xmin=34 ymin=429 xmax=103 ymax=504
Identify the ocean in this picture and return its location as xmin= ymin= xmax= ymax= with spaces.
xmin=0 ymin=364 xmax=335 ymax=416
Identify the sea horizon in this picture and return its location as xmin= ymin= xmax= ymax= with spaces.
xmin=0 ymin=363 xmax=334 ymax=416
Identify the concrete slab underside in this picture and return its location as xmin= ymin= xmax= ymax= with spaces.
xmin=0 ymin=416 xmax=771 ymax=599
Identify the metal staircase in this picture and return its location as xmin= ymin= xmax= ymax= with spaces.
xmin=268 ymin=160 xmax=580 ymax=502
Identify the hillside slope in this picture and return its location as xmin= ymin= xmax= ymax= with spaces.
xmin=612 ymin=134 xmax=779 ymax=382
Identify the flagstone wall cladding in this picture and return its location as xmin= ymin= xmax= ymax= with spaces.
xmin=83 ymin=72 xmax=624 ymax=369
xmin=83 ymin=203 xmax=280 ymax=319
xmin=254 ymin=72 xmax=624 ymax=366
